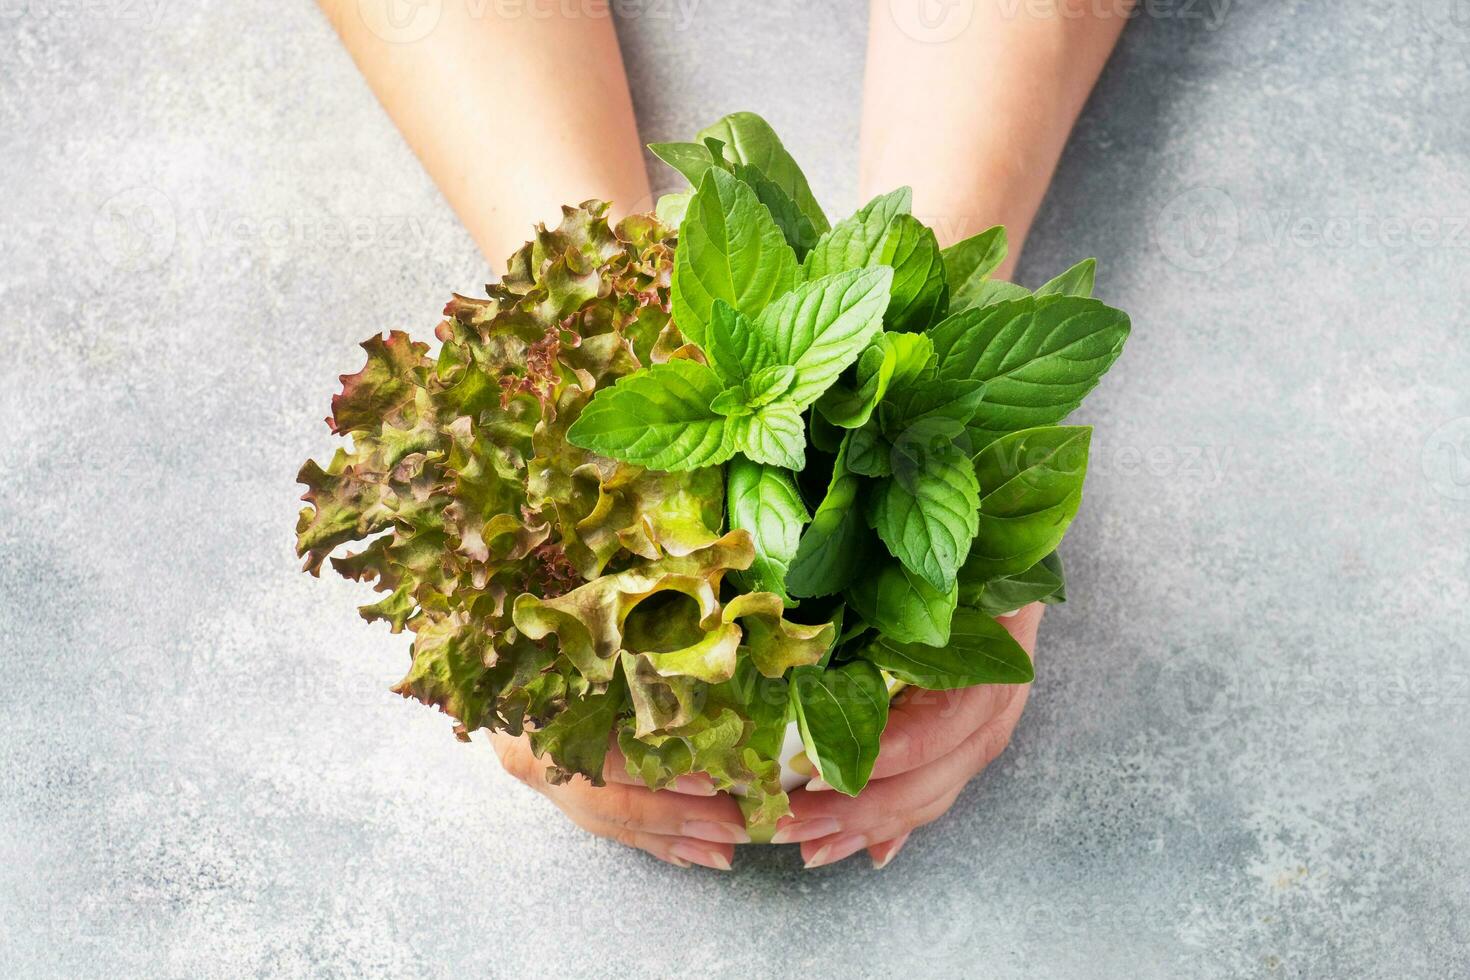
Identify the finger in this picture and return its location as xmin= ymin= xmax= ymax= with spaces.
xmin=491 ymin=730 xmax=750 ymax=843
xmin=866 ymin=830 xmax=912 ymax=871
xmin=557 ymin=807 xmax=736 ymax=871
xmin=805 ymin=603 xmax=1042 ymax=789
xmin=802 ymin=786 xmax=963 ymax=869
xmin=602 ymin=741 xmax=718 ymax=796
xmin=804 ymin=683 xmax=1021 ymax=790
xmin=776 ymin=685 xmax=1030 ymax=849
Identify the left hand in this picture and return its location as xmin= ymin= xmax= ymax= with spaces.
xmin=772 ymin=603 xmax=1043 ymax=869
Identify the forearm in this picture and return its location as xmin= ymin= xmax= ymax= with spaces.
xmin=861 ymin=0 xmax=1130 ymax=273
xmin=318 ymin=0 xmax=650 ymax=268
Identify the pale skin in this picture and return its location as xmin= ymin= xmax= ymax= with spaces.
xmin=319 ymin=0 xmax=1130 ymax=869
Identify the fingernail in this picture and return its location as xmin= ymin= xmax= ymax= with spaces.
xmin=670 ymin=840 xmax=732 ymax=871
xmin=770 ymin=817 xmax=840 ymax=845
xmin=997 ymin=608 xmax=1021 ymax=618
xmin=662 ymin=853 xmax=692 ymax=869
xmin=682 ymin=820 xmax=751 ymax=844
xmin=674 ymin=775 xmax=718 ymax=796
xmin=804 ymin=833 xmax=868 ymax=870
xmin=805 ymin=777 xmax=832 ymax=792
xmin=871 ymin=831 xmax=911 ymax=870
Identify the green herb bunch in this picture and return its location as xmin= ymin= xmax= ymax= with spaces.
xmin=297 ymin=112 xmax=1129 ymax=832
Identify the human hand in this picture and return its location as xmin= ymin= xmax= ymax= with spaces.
xmin=769 ymin=603 xmax=1042 ymax=870
xmin=490 ymin=731 xmax=751 ymax=871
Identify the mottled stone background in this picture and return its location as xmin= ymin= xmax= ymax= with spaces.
xmin=4 ymin=1 xmax=1469 ymax=976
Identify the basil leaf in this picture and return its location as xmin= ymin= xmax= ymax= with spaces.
xmin=649 ymin=140 xmax=719 ymax=185
xmin=961 ymin=551 xmax=1067 ymax=615
xmin=950 ymin=277 xmax=1030 ymax=313
xmin=942 ymin=225 xmax=1008 ymax=294
xmin=848 ymin=560 xmax=957 ymax=646
xmin=802 ymin=187 xmax=912 ymax=279
xmin=1035 ymin=258 xmax=1096 ymax=298
xmin=816 ymin=332 xmax=934 ymax=430
xmin=750 ymin=266 xmax=892 ymax=407
xmin=727 ymin=458 xmax=809 ymax=601
xmin=790 ymin=660 xmax=889 ymax=796
xmin=671 ymin=168 xmax=799 ymax=347
xmin=870 ymin=439 xmax=980 ymax=592
xmin=730 ymin=400 xmax=806 ymax=469
xmin=876 ymin=213 xmax=948 ymax=332
xmin=963 ymin=426 xmax=1090 ymax=581
xmin=699 ymin=111 xmax=830 ymax=236
xmin=566 ymin=359 xmax=733 ymax=470
xmin=929 ymin=296 xmax=1129 ymax=448
xmin=861 ymin=608 xmax=1033 ymax=689
xmin=787 ymin=440 xmax=868 ymax=597
xmin=733 ymin=163 xmax=820 ymax=259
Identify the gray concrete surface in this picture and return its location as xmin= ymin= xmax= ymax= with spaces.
xmin=4 ymin=1 xmax=1470 ymax=977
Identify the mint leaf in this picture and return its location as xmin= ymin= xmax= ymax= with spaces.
xmin=654 ymin=191 xmax=691 ymax=226
xmin=699 ymin=111 xmax=830 ymax=236
xmin=787 ymin=441 xmax=869 ymax=597
xmin=672 ymin=168 xmax=799 ymax=347
xmin=964 ymin=426 xmax=1090 ymax=581
xmin=876 ymin=213 xmax=948 ymax=332
xmin=751 ymin=266 xmax=893 ymax=406
xmin=729 ymin=400 xmax=805 ymax=469
xmin=929 ymin=296 xmax=1129 ymax=448
xmin=727 ymin=458 xmax=809 ymax=601
xmin=706 ymin=299 xmax=777 ymax=384
xmin=942 ymin=225 xmax=1008 ymax=295
xmin=848 ymin=560 xmax=957 ymax=646
xmin=870 ymin=439 xmax=980 ymax=592
xmin=566 ymin=358 xmax=733 ymax=470
xmin=860 ymin=608 xmax=1033 ymax=689
xmin=878 ymin=377 xmax=986 ymax=442
xmin=961 ymin=551 xmax=1066 ymax=615
xmin=803 ymin=188 xmax=912 ymax=279
xmin=846 ymin=420 xmax=892 ymax=477
xmin=1035 ymin=258 xmax=1096 ymax=298
xmin=790 ymin=660 xmax=889 ymax=796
